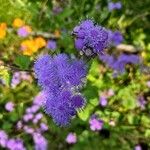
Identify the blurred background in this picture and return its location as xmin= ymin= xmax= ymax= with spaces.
xmin=0 ymin=0 xmax=150 ymax=149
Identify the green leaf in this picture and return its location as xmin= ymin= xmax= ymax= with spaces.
xmin=0 ymin=66 xmax=11 ymax=87
xmin=14 ymin=55 xmax=31 ymax=70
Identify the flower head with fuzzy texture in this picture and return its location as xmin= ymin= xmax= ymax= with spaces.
xmin=73 ymin=19 xmax=109 ymax=56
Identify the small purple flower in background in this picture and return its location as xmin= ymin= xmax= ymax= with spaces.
xmin=16 ymin=121 xmax=23 ymax=130
xmin=108 ymin=1 xmax=122 ymax=11
xmin=99 ymin=96 xmax=108 ymax=107
xmin=72 ymin=19 xmax=109 ymax=56
xmin=33 ymin=91 xmax=47 ymax=107
xmin=40 ymin=123 xmax=48 ymax=132
xmin=23 ymin=126 xmax=34 ymax=135
xmin=89 ymin=115 xmax=103 ymax=131
xmin=6 ymin=138 xmax=26 ymax=150
xmin=52 ymin=6 xmax=63 ymax=15
xmin=5 ymin=101 xmax=14 ymax=112
xmin=146 ymin=81 xmax=150 ymax=88
xmin=99 ymin=53 xmax=140 ymax=75
xmin=33 ymin=133 xmax=48 ymax=150
xmin=17 ymin=25 xmax=32 ymax=37
xmin=109 ymin=31 xmax=124 ymax=46
xmin=23 ymin=113 xmax=33 ymax=122
xmin=66 ymin=133 xmax=77 ymax=144
xmin=46 ymin=40 xmax=57 ymax=51
xmin=134 ymin=145 xmax=142 ymax=150
xmin=11 ymin=72 xmax=21 ymax=88
xmin=0 ymin=130 xmax=8 ymax=148
xmin=138 ymin=96 xmax=146 ymax=109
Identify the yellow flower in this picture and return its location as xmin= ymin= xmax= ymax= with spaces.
xmin=54 ymin=29 xmax=61 ymax=38
xmin=21 ymin=39 xmax=38 ymax=56
xmin=13 ymin=18 xmax=24 ymax=28
xmin=0 ymin=22 xmax=7 ymax=39
xmin=34 ymin=37 xmax=46 ymax=49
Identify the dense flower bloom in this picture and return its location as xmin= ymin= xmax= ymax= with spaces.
xmin=108 ymin=2 xmax=122 ymax=11
xmin=34 ymin=54 xmax=87 ymax=93
xmin=46 ymin=40 xmax=57 ymax=51
xmin=33 ymin=133 xmax=48 ymax=150
xmin=5 ymin=101 xmax=15 ymax=112
xmin=0 ymin=130 xmax=8 ymax=148
xmin=89 ymin=115 xmax=103 ymax=131
xmin=99 ymin=53 xmax=140 ymax=75
xmin=34 ymin=54 xmax=87 ymax=126
xmin=66 ymin=133 xmax=77 ymax=144
xmin=17 ymin=25 xmax=32 ymax=37
xmin=109 ymin=31 xmax=124 ymax=46
xmin=146 ymin=81 xmax=150 ymax=88
xmin=13 ymin=18 xmax=24 ymax=28
xmin=44 ymin=91 xmax=85 ymax=126
xmin=72 ymin=19 xmax=109 ymax=56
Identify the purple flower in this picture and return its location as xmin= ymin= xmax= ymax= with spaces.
xmin=34 ymin=54 xmax=87 ymax=92
xmin=23 ymin=113 xmax=33 ymax=122
xmin=40 ymin=123 xmax=48 ymax=132
xmin=72 ymin=19 xmax=109 ymax=56
xmin=6 ymin=138 xmax=26 ymax=150
xmin=33 ymin=113 xmax=43 ymax=124
xmin=44 ymin=91 xmax=76 ymax=126
xmin=17 ymin=26 xmax=31 ymax=37
xmin=23 ymin=126 xmax=34 ymax=134
xmin=5 ymin=101 xmax=15 ymax=112
xmin=109 ymin=31 xmax=124 ymax=46
xmin=16 ymin=121 xmax=23 ymax=130
xmin=33 ymin=91 xmax=48 ymax=107
xmin=138 ymin=96 xmax=146 ymax=109
xmin=66 ymin=133 xmax=77 ymax=144
xmin=46 ymin=40 xmax=57 ymax=51
xmin=89 ymin=115 xmax=103 ymax=131
xmin=99 ymin=96 xmax=107 ymax=107
xmin=34 ymin=54 xmax=87 ymax=126
xmin=0 ymin=130 xmax=8 ymax=148
xmin=108 ymin=2 xmax=122 ymax=11
xmin=99 ymin=53 xmax=140 ymax=75
xmin=134 ymin=145 xmax=142 ymax=150
xmin=33 ymin=133 xmax=47 ymax=150
xmin=11 ymin=72 xmax=21 ymax=88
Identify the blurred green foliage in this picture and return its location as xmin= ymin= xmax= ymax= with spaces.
xmin=0 ymin=0 xmax=150 ymax=149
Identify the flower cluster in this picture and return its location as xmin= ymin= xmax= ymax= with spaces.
xmin=11 ymin=71 xmax=32 ymax=88
xmin=89 ymin=115 xmax=103 ymax=131
xmin=108 ymin=1 xmax=122 ymax=11
xmin=21 ymin=37 xmax=46 ymax=56
xmin=66 ymin=133 xmax=77 ymax=144
xmin=72 ymin=19 xmax=109 ymax=56
xmin=99 ymin=53 xmax=140 ymax=75
xmin=16 ymin=91 xmax=48 ymax=149
xmin=109 ymin=31 xmax=124 ymax=46
xmin=0 ymin=130 xmax=26 ymax=150
xmin=34 ymin=54 xmax=87 ymax=126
